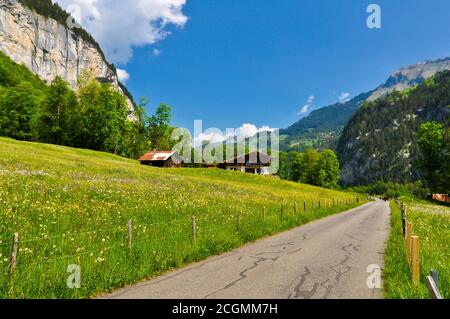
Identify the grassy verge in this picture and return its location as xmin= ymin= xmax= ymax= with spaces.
xmin=384 ymin=199 xmax=449 ymax=299
xmin=0 ymin=138 xmax=365 ymax=298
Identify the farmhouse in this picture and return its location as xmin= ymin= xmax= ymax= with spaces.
xmin=139 ymin=150 xmax=184 ymax=168
xmin=218 ymin=151 xmax=272 ymax=175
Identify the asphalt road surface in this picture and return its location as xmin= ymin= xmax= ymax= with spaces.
xmin=105 ymin=200 xmax=391 ymax=299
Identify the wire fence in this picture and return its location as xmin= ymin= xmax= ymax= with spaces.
xmin=1 ymin=197 xmax=362 ymax=277
xmin=394 ymin=200 xmax=444 ymax=300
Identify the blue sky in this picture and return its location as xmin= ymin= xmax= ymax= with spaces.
xmin=58 ymin=0 xmax=450 ymax=133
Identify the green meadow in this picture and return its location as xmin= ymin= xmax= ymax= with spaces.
xmin=0 ymin=137 xmax=362 ymax=298
xmin=384 ymin=199 xmax=449 ymax=299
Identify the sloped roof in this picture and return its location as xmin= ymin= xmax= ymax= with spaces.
xmin=139 ymin=151 xmax=177 ymax=162
xmin=223 ymin=151 xmax=272 ymax=166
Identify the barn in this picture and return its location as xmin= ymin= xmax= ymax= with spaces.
xmin=138 ymin=150 xmax=184 ymax=168
xmin=218 ymin=151 xmax=272 ymax=175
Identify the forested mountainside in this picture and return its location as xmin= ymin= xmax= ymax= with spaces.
xmin=337 ymin=71 xmax=450 ymax=186
xmin=280 ymin=57 xmax=450 ymax=153
xmin=280 ymin=91 xmax=373 ymax=152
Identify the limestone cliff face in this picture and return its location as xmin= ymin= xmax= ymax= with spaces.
xmin=0 ymin=0 xmax=135 ymax=116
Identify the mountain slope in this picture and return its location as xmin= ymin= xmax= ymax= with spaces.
xmin=280 ymin=91 xmax=373 ymax=151
xmin=368 ymin=57 xmax=450 ymax=101
xmin=337 ymin=70 xmax=450 ymax=186
xmin=281 ymin=57 xmax=450 ymax=152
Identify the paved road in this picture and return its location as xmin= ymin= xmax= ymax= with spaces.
xmin=105 ymin=200 xmax=391 ymax=299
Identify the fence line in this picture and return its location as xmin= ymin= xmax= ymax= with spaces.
xmin=397 ymin=201 xmax=444 ymax=299
xmin=25 ymin=246 xmax=117 ymax=267
xmin=4 ymin=197 xmax=361 ymax=276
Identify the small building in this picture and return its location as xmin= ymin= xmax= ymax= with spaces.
xmin=432 ymin=194 xmax=450 ymax=203
xmin=139 ymin=150 xmax=183 ymax=168
xmin=218 ymin=151 xmax=272 ymax=175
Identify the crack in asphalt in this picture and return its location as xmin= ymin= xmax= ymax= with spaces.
xmin=317 ymin=242 xmax=356 ymax=298
xmin=204 ymin=255 xmax=280 ymax=298
xmin=289 ymin=267 xmax=319 ymax=299
xmin=345 ymin=233 xmax=355 ymax=239
xmin=269 ymin=242 xmax=295 ymax=248
xmin=204 ymin=233 xmax=310 ymax=298
xmin=320 ymin=279 xmax=333 ymax=299
xmin=255 ymin=250 xmax=284 ymax=256
xmin=288 ymin=248 xmax=303 ymax=255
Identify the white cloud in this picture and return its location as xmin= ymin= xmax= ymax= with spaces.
xmin=116 ymin=68 xmax=130 ymax=82
xmin=153 ymin=48 xmax=162 ymax=57
xmin=194 ymin=124 xmax=276 ymax=146
xmin=299 ymin=105 xmax=309 ymax=114
xmin=195 ymin=131 xmax=228 ymax=146
xmin=53 ymin=0 xmax=188 ymax=64
xmin=338 ymin=92 xmax=351 ymax=103
xmin=298 ymin=95 xmax=315 ymax=115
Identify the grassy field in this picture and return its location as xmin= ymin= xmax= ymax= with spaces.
xmin=384 ymin=199 xmax=449 ymax=299
xmin=0 ymin=137 xmax=362 ymax=298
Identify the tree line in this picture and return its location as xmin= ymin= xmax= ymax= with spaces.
xmin=0 ymin=51 xmax=174 ymax=159
xmin=279 ymin=149 xmax=341 ymax=189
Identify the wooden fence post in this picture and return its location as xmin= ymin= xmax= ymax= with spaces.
xmin=237 ymin=211 xmax=241 ymax=232
xmin=318 ymin=200 xmax=321 ymax=209
xmin=192 ymin=216 xmax=197 ymax=243
xmin=127 ymin=220 xmax=132 ymax=250
xmin=263 ymin=206 xmax=266 ymax=219
xmin=411 ymin=236 xmax=420 ymax=287
xmin=9 ymin=232 xmax=19 ymax=274
xmin=430 ymin=269 xmax=439 ymax=288
xmin=304 ymin=200 xmax=307 ymax=212
xmin=427 ymin=270 xmax=443 ymax=299
xmin=401 ymin=204 xmax=407 ymax=237
xmin=406 ymin=222 xmax=413 ymax=263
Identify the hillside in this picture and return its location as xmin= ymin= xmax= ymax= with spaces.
xmin=0 ymin=137 xmax=360 ymax=298
xmin=0 ymin=50 xmax=149 ymax=159
xmin=0 ymin=50 xmax=46 ymax=89
xmin=281 ymin=57 xmax=450 ymax=152
xmin=337 ymin=70 xmax=450 ymax=186
xmin=280 ymin=91 xmax=373 ymax=152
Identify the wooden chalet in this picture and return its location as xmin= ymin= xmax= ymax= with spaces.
xmin=138 ymin=150 xmax=183 ymax=168
xmin=218 ymin=151 xmax=272 ymax=175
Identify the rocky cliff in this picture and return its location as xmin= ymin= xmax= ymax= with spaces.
xmin=0 ymin=0 xmax=135 ymax=115
xmin=368 ymin=57 xmax=450 ymax=101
